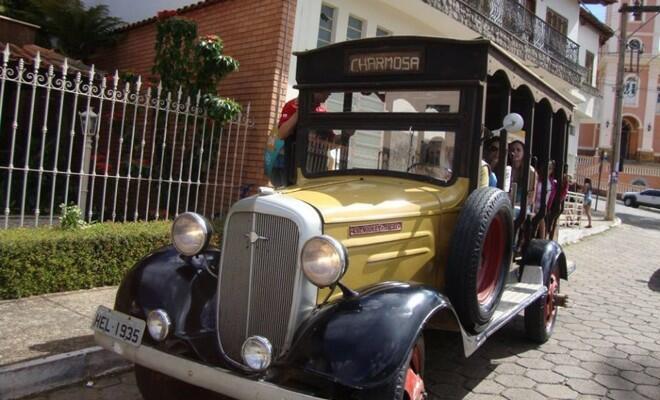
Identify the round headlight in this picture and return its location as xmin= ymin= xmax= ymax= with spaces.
xmin=301 ymin=235 xmax=347 ymax=288
xmin=171 ymin=212 xmax=212 ymax=256
xmin=241 ymin=336 xmax=272 ymax=371
xmin=147 ymin=309 xmax=171 ymax=342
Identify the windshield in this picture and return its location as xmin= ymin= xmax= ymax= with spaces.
xmin=304 ymin=128 xmax=456 ymax=183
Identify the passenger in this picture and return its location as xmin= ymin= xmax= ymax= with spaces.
xmin=583 ymin=178 xmax=593 ymax=228
xmin=534 ymin=160 xmax=558 ymax=238
xmin=482 ymin=136 xmax=500 ymax=187
xmin=508 ymin=139 xmax=536 ymax=217
xmin=415 ymin=137 xmax=452 ymax=181
xmin=273 ymin=92 xmax=332 ymax=186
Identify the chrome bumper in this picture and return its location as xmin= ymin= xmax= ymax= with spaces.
xmin=94 ymin=332 xmax=325 ymax=400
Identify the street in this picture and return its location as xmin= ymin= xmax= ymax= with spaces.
xmin=26 ymin=207 xmax=660 ymax=400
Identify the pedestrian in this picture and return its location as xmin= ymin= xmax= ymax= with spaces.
xmin=583 ymin=178 xmax=593 ymax=228
xmin=272 ymin=92 xmax=331 ymax=186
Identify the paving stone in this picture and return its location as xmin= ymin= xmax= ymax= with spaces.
xmin=593 ymin=374 xmax=636 ymax=390
xmin=516 ymin=357 xmax=553 ymax=370
xmin=535 ymin=383 xmax=578 ymax=399
xmin=492 ymin=362 xmax=527 ymax=375
xmin=620 ymin=370 xmax=660 ymax=385
xmin=616 ymin=344 xmax=650 ymax=356
xmin=494 ymin=374 xmax=535 ymax=389
xmin=501 ymin=388 xmax=546 ymax=400
xmin=646 ymin=367 xmax=660 ymax=379
xmin=544 ymin=353 xmax=580 ymax=366
xmin=557 ymin=340 xmax=591 ymax=351
xmin=554 ymin=365 xmax=592 ymax=379
xmin=464 ymin=379 xmax=504 ymax=395
xmin=607 ymin=390 xmax=652 ymax=400
xmin=629 ymin=355 xmax=660 ymax=368
xmin=580 ymin=361 xmax=619 ymax=375
xmin=604 ymin=358 xmax=645 ymax=372
xmin=525 ymin=369 xmax=565 ymax=384
xmin=570 ymin=350 xmax=607 ymax=362
xmin=593 ymin=347 xmax=628 ymax=359
xmin=427 ymin=382 xmax=470 ymax=399
xmin=635 ymin=384 xmax=660 ymax=400
xmin=565 ymin=378 xmax=607 ymax=396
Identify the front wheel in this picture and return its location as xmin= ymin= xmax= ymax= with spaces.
xmin=624 ymin=197 xmax=635 ymax=207
xmin=392 ymin=336 xmax=426 ymax=400
xmin=524 ymin=261 xmax=561 ymax=343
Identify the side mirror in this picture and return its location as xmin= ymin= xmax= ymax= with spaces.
xmin=502 ymin=113 xmax=524 ymax=133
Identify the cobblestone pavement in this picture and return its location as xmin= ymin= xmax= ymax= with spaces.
xmin=27 ymin=221 xmax=660 ymax=400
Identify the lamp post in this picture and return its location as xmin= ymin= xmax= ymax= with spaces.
xmin=78 ymin=107 xmax=99 ymax=217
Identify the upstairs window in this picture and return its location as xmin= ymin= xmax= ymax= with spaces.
xmin=347 ymin=15 xmax=364 ymax=40
xmin=317 ymin=4 xmax=336 ymax=48
xmin=546 ymin=8 xmax=568 ymax=35
xmin=376 ymin=27 xmax=392 ymax=37
xmin=585 ymin=50 xmax=595 ymax=86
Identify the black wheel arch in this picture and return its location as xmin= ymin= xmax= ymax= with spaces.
xmin=522 ymin=239 xmax=568 ymax=281
xmin=285 ymin=283 xmax=456 ymax=394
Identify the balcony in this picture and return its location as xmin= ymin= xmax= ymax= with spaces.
xmin=423 ymin=0 xmax=587 ymax=86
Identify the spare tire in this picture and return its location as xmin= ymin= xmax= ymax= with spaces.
xmin=446 ymin=187 xmax=513 ymax=333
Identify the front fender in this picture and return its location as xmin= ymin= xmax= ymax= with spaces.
xmin=286 ymin=283 xmax=452 ymax=392
xmin=114 ymin=245 xmax=220 ymax=362
xmin=523 ymin=239 xmax=568 ymax=281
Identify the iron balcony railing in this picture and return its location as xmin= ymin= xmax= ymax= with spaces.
xmin=463 ymin=0 xmax=580 ymax=66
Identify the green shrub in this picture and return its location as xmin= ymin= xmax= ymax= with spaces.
xmin=0 ymin=221 xmax=172 ymax=299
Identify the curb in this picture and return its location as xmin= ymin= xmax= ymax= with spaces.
xmin=0 ymin=346 xmax=131 ymax=400
xmin=558 ymin=217 xmax=621 ymax=246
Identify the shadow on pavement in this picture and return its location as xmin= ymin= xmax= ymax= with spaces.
xmin=617 ymin=211 xmax=660 ymax=230
xmin=28 ymin=334 xmax=95 ymax=357
xmin=649 ymin=269 xmax=660 ymax=292
xmin=424 ymin=318 xmax=537 ymax=399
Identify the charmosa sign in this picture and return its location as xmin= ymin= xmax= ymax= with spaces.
xmin=346 ymin=51 xmax=423 ymax=75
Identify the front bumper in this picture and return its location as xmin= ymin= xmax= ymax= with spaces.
xmin=94 ymin=332 xmax=325 ymax=400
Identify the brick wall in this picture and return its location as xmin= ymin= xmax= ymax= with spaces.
xmin=93 ymin=0 xmax=298 ymax=196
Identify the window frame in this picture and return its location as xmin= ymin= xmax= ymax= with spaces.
xmin=317 ymin=3 xmax=336 ymax=48
xmin=376 ymin=26 xmax=392 ymax=37
xmin=346 ymin=15 xmax=365 ymax=41
xmin=585 ymin=50 xmax=595 ymax=87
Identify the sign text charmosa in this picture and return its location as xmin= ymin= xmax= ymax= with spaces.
xmin=347 ymin=51 xmax=423 ymax=74
xmin=349 ymin=222 xmax=403 ymax=236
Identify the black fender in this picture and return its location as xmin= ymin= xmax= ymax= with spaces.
xmin=522 ymin=239 xmax=568 ymax=282
xmin=285 ymin=282 xmax=454 ymax=394
xmin=114 ymin=245 xmax=221 ymax=363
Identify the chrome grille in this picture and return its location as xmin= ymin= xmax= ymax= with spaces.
xmin=218 ymin=212 xmax=300 ymax=362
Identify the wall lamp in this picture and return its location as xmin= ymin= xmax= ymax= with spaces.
xmin=648 ymin=123 xmax=652 ymax=132
xmin=605 ymin=121 xmax=610 ymax=128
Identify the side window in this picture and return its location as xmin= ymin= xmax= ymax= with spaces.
xmin=585 ymin=50 xmax=595 ymax=86
xmin=376 ymin=27 xmax=391 ymax=37
xmin=346 ymin=15 xmax=364 ymax=41
xmin=546 ymin=8 xmax=568 ymax=35
xmin=317 ymin=4 xmax=336 ymax=48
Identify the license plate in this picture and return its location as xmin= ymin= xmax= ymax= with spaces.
xmin=92 ymin=305 xmax=145 ymax=346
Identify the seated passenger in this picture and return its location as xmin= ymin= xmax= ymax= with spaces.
xmin=414 ymin=136 xmax=452 ymax=181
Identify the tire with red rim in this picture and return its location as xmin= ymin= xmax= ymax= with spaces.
xmin=391 ymin=335 xmax=426 ymax=400
xmin=446 ymin=187 xmax=514 ymax=334
xmin=524 ymin=260 xmax=561 ymax=343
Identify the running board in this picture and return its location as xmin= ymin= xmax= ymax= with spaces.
xmin=461 ymin=266 xmax=545 ymax=357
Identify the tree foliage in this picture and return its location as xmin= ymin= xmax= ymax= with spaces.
xmin=3 ymin=0 xmax=124 ymax=62
xmin=152 ymin=13 xmax=240 ymax=122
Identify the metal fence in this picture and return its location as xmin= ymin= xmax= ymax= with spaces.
xmin=0 ymin=45 xmax=251 ymax=229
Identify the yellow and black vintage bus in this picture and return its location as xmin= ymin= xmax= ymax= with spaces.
xmin=93 ymin=37 xmax=573 ymax=400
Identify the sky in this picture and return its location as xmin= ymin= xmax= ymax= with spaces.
xmin=584 ymin=4 xmax=607 ymax=22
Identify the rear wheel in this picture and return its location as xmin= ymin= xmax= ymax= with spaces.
xmin=624 ymin=197 xmax=635 ymax=207
xmin=446 ymin=187 xmax=514 ymax=333
xmin=524 ymin=261 xmax=561 ymax=343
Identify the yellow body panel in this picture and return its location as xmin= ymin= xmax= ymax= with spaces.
xmin=283 ymin=176 xmax=468 ymax=303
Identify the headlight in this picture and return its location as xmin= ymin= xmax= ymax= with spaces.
xmin=241 ymin=336 xmax=272 ymax=371
xmin=301 ymin=235 xmax=347 ymax=287
xmin=171 ymin=212 xmax=212 ymax=256
xmin=147 ymin=309 xmax=171 ymax=342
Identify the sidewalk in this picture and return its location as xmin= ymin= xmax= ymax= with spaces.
xmin=0 ymin=214 xmax=620 ymax=399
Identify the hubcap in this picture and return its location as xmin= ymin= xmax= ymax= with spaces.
xmin=477 ymin=214 xmax=505 ymax=304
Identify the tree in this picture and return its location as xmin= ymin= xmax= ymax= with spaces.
xmin=152 ymin=12 xmax=240 ymax=122
xmin=13 ymin=0 xmax=124 ymax=62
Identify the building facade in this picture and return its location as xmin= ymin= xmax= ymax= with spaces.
xmin=581 ymin=0 xmax=660 ymax=164
xmin=93 ymin=0 xmax=613 ymax=188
